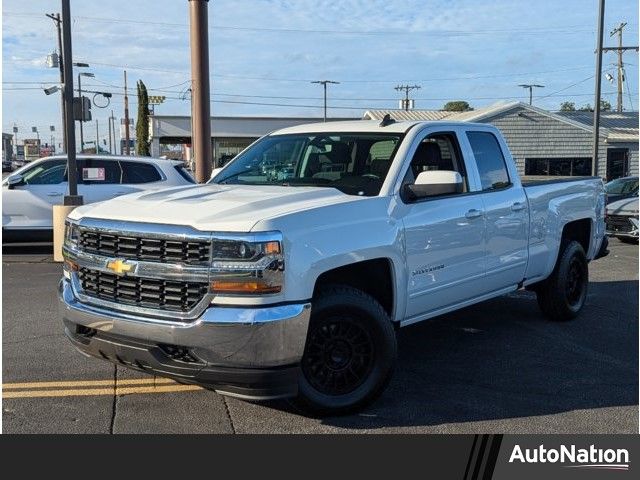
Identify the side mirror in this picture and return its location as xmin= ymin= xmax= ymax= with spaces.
xmin=209 ymin=167 xmax=223 ymax=182
xmin=6 ymin=173 xmax=24 ymax=189
xmin=404 ymin=170 xmax=463 ymax=201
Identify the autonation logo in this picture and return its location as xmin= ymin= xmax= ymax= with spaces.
xmin=509 ymin=444 xmax=630 ymax=471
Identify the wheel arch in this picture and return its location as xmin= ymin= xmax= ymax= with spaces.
xmin=312 ymin=257 xmax=400 ymax=322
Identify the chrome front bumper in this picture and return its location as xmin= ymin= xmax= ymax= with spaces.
xmin=59 ymin=278 xmax=311 ymax=400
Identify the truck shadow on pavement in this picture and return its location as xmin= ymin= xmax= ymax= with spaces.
xmin=266 ymin=280 xmax=638 ymax=430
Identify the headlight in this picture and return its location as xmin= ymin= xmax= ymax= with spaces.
xmin=211 ymin=238 xmax=281 ymax=262
xmin=209 ymin=233 xmax=284 ymax=295
xmin=64 ymin=222 xmax=80 ymax=248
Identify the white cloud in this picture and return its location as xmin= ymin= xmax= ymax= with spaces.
xmin=2 ymin=0 xmax=638 ymax=135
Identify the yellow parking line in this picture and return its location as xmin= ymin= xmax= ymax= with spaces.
xmin=3 ymin=378 xmax=177 ymax=390
xmin=3 ymin=384 xmax=202 ymax=399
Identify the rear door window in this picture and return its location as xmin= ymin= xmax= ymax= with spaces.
xmin=120 ymin=161 xmax=162 ymax=184
xmin=78 ymin=159 xmax=122 ymax=184
xmin=466 ymin=131 xmax=511 ymax=191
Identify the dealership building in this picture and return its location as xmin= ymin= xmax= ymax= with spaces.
xmin=149 ymin=102 xmax=638 ymax=180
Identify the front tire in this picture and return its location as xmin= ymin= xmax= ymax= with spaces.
xmin=293 ymin=285 xmax=397 ymax=416
xmin=536 ymin=240 xmax=588 ymax=321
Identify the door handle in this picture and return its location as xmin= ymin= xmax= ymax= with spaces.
xmin=511 ymin=202 xmax=526 ymax=211
xmin=115 ymin=191 xmax=128 ymax=195
xmin=47 ymin=192 xmax=63 ymax=197
xmin=465 ymin=209 xmax=483 ymax=219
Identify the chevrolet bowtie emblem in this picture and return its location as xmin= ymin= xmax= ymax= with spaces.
xmin=106 ymin=259 xmax=134 ymax=276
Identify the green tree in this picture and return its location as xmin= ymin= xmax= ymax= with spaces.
xmin=577 ymin=100 xmax=612 ymax=112
xmin=443 ymin=101 xmax=473 ymax=112
xmin=135 ymin=80 xmax=150 ymax=156
xmin=559 ymin=101 xmax=576 ymax=111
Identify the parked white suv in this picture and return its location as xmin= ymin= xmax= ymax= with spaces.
xmin=3 ymin=155 xmax=194 ymax=242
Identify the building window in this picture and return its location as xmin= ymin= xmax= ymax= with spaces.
xmin=525 ymin=157 xmax=592 ymax=176
xmin=214 ymin=138 xmax=257 ymax=167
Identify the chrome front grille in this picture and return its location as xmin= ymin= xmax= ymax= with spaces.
xmin=78 ymin=267 xmax=209 ymax=312
xmin=79 ymin=229 xmax=211 ymax=264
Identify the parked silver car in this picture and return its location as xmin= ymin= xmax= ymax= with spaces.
xmin=605 ymin=196 xmax=639 ymax=243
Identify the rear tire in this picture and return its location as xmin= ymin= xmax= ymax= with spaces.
xmin=292 ymin=285 xmax=397 ymax=416
xmin=536 ymin=241 xmax=588 ymax=321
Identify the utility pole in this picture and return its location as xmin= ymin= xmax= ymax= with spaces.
xmin=95 ymin=119 xmax=99 ymax=154
xmin=61 ymin=0 xmax=80 ymax=204
xmin=124 ymin=70 xmax=131 ymax=155
xmin=311 ymin=80 xmax=340 ymax=122
xmin=78 ymin=73 xmax=84 ymax=151
xmin=518 ymin=84 xmax=545 ymax=105
xmin=603 ymin=22 xmax=639 ymax=112
xmin=189 ymin=0 xmax=212 ymax=183
xmin=111 ymin=110 xmax=117 ymax=154
xmin=592 ymin=0 xmax=606 ymax=177
xmin=395 ymin=84 xmax=421 ymax=111
xmin=107 ymin=110 xmax=113 ymax=154
xmin=46 ymin=13 xmax=66 ymax=152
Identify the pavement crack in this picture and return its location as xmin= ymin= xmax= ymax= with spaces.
xmin=221 ymin=395 xmax=236 ymax=434
xmin=109 ymin=365 xmax=118 ymax=434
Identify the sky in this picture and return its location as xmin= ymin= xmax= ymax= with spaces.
xmin=1 ymin=0 xmax=638 ymax=148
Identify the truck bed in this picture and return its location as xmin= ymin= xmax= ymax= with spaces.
xmin=522 ymin=175 xmax=605 ymax=283
xmin=521 ymin=176 xmax=599 ymax=187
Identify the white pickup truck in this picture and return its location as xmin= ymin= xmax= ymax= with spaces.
xmin=59 ymin=119 xmax=608 ymax=414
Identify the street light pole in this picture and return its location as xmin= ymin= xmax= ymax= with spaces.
xmin=46 ymin=13 xmax=67 ymax=152
xmin=60 ymin=0 xmax=81 ymax=204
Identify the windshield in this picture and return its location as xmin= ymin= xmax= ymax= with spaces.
xmin=605 ymin=177 xmax=638 ymax=195
xmin=211 ymin=133 xmax=403 ymax=196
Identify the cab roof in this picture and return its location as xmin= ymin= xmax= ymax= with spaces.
xmin=270 ymin=120 xmax=420 ymax=135
xmin=269 ymin=119 xmax=486 ymax=136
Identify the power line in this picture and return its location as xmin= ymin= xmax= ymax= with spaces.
xmin=623 ymin=67 xmax=635 ymax=111
xmin=63 ymin=62 xmax=598 ymax=84
xmin=2 ymin=58 xmax=601 ymax=84
xmin=3 ymin=85 xmax=626 ymax=102
xmin=1 ymin=12 xmax=618 ymax=36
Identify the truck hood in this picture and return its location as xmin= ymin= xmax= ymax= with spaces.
xmin=69 ymin=184 xmax=361 ymax=232
xmin=606 ymin=196 xmax=639 ymax=216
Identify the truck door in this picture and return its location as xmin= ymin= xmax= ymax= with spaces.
xmin=401 ymin=129 xmax=487 ymax=321
xmin=465 ymin=130 xmax=528 ymax=290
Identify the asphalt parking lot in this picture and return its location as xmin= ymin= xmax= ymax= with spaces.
xmin=2 ymin=240 xmax=638 ymax=433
